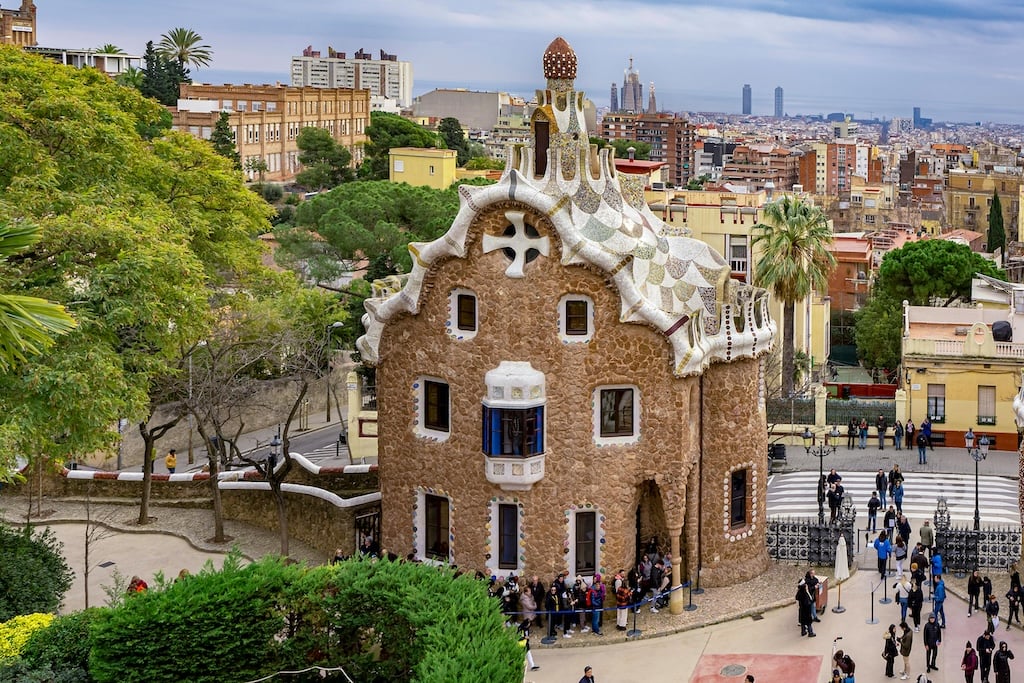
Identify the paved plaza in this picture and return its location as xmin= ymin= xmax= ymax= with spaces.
xmin=2 ymin=436 xmax=1022 ymax=682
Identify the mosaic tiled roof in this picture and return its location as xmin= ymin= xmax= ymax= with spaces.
xmin=543 ymin=36 xmax=577 ymax=80
xmin=357 ymin=39 xmax=775 ymax=377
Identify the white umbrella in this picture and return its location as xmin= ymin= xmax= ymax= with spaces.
xmin=832 ymin=535 xmax=850 ymax=613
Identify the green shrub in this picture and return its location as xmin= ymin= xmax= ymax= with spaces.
xmin=19 ymin=608 xmax=102 ymax=681
xmin=0 ymin=613 xmax=53 ymax=661
xmin=261 ymin=184 xmax=283 ymax=202
xmin=88 ymin=556 xmax=522 ymax=682
xmin=0 ymin=525 xmax=73 ymax=622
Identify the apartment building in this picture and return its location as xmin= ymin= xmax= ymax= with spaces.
xmin=0 ymin=0 xmax=35 ymax=46
xmin=290 ymin=46 xmax=413 ymax=108
xmin=945 ymin=169 xmax=1021 ymax=240
xmin=634 ymin=114 xmax=695 ymax=187
xmin=720 ymin=144 xmax=800 ymax=192
xmin=597 ymin=111 xmax=638 ymax=142
xmin=173 ymin=83 xmax=369 ymax=183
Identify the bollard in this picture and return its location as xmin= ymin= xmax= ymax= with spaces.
xmin=866 ymin=581 xmax=880 ymax=624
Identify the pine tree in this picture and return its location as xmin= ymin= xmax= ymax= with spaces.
xmin=210 ymin=112 xmax=241 ymax=169
xmin=988 ymin=190 xmax=1005 ymax=254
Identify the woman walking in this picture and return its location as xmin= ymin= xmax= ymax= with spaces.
xmin=893 ymin=420 xmax=904 ymax=450
xmin=964 ymin=641 xmax=980 ymax=683
xmin=796 ymin=579 xmax=816 ymax=637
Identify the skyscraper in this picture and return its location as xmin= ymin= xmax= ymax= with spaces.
xmin=742 ymin=84 xmax=751 ymax=115
xmin=647 ymin=82 xmax=657 ymax=114
xmin=610 ymin=82 xmax=618 ymax=112
xmin=774 ymin=86 xmax=784 ymax=118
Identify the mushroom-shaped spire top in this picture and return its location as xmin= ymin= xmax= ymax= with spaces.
xmin=542 ymin=36 xmax=577 ymax=80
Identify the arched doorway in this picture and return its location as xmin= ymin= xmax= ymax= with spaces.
xmin=634 ymin=480 xmax=668 ymax=564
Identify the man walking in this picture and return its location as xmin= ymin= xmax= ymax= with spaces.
xmin=919 ymin=520 xmax=934 ymax=556
xmin=868 ymin=491 xmax=881 ymax=532
xmin=878 ymin=414 xmax=888 ymax=449
xmin=916 ymin=431 xmax=929 ymax=465
xmin=923 ymin=613 xmax=942 ymax=671
xmin=978 ymin=629 xmax=996 ymax=683
xmin=579 ymin=665 xmax=596 ymax=683
xmin=877 ymin=469 xmax=890 ymax=508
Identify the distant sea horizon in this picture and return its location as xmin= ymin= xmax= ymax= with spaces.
xmin=193 ymin=69 xmax=1023 ymax=127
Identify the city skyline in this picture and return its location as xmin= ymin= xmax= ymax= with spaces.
xmin=32 ymin=0 xmax=1024 ymax=124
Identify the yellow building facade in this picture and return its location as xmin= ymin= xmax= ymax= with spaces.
xmin=945 ymin=170 xmax=1021 ymax=242
xmin=388 ymin=147 xmax=457 ymax=190
xmin=649 ymin=188 xmax=832 ymax=381
xmin=901 ymin=288 xmax=1024 ymax=451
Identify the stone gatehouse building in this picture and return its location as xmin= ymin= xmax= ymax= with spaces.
xmin=357 ymin=37 xmax=777 ymax=607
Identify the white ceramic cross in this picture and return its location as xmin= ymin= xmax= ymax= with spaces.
xmin=482 ymin=210 xmax=550 ymax=278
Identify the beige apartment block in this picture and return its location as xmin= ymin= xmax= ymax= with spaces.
xmin=945 ymin=169 xmax=1021 ymax=242
xmin=173 ymin=83 xmax=370 ymax=183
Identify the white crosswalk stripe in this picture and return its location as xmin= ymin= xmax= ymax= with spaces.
xmin=295 ymin=444 xmax=350 ymax=462
xmin=768 ymin=470 xmax=1021 ymax=526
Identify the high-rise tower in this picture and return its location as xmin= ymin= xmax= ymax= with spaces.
xmin=647 ymin=82 xmax=657 ymax=114
xmin=742 ymin=84 xmax=751 ymax=115
xmin=610 ymin=82 xmax=618 ymax=112
xmin=774 ymin=86 xmax=784 ymax=118
xmin=621 ymin=56 xmax=642 ymax=113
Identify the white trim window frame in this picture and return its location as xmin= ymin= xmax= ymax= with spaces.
xmin=593 ymin=384 xmax=640 ymax=446
xmin=558 ymin=294 xmax=594 ymax=343
xmin=415 ymin=489 xmax=452 ymax=566
xmin=414 ymin=377 xmax=451 ymax=442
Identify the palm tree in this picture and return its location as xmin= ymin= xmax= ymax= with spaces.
xmin=96 ymin=44 xmax=124 ymax=54
xmin=115 ymin=65 xmax=144 ymax=89
xmin=0 ymin=221 xmax=77 ymax=372
xmin=752 ymin=195 xmax=835 ymax=397
xmin=156 ymin=27 xmax=213 ymax=70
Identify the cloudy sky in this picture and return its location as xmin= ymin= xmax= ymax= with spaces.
xmin=35 ymin=0 xmax=1024 ymax=123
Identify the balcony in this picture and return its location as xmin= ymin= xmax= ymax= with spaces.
xmin=905 ymin=337 xmax=1024 ymax=359
xmin=484 ymin=453 xmax=546 ymax=491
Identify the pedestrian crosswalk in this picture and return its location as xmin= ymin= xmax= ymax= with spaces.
xmin=768 ymin=470 xmax=1021 ymax=526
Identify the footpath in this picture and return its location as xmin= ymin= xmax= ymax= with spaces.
xmin=2 ymin=421 xmax=1021 ymax=682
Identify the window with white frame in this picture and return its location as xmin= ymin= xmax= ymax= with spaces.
xmin=416 ymin=491 xmax=450 ymax=563
xmin=414 ymin=378 xmax=451 ymax=440
xmin=978 ymin=385 xmax=996 ymax=425
xmin=572 ymin=510 xmax=598 ymax=575
xmin=559 ymin=294 xmax=594 ymax=343
xmin=446 ymin=289 xmax=477 ymax=340
xmin=927 ymin=384 xmax=946 ymax=422
xmin=726 ymin=235 xmax=748 ymax=277
xmin=730 ymin=468 xmax=749 ymax=529
xmin=394 ymin=159 xmax=404 ymax=173
xmin=593 ymin=385 xmax=639 ymax=445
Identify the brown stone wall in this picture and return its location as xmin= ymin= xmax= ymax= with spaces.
xmin=376 ymin=201 xmax=705 ymax=580
xmin=221 ymin=489 xmax=375 ymax=560
xmin=696 ymin=357 xmax=770 ymax=586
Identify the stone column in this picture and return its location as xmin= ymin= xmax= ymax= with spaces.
xmin=669 ymin=527 xmax=684 ymax=614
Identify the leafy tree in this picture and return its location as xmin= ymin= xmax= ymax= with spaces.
xmin=0 ymin=525 xmax=73 ymax=621
xmin=243 ymin=156 xmax=268 ymax=187
xmin=874 ymin=239 xmax=1004 ymax=307
xmin=465 ymin=156 xmax=505 ymax=171
xmin=0 ymin=222 xmax=76 ymax=374
xmin=609 ymin=139 xmax=650 ymax=160
xmin=752 ymin=195 xmax=835 ymax=396
xmin=0 ymin=48 xmax=270 ymax=498
xmin=95 ymin=44 xmax=123 ymax=54
xmin=156 ymin=27 xmax=213 ymax=70
xmin=295 ymin=126 xmax=353 ymax=190
xmin=274 ymin=180 xmax=465 ymax=284
xmin=687 ymin=174 xmax=710 ymax=190
xmin=988 ymin=190 xmax=1005 ymax=254
xmin=853 ymin=239 xmax=1005 ymax=373
xmin=360 ymin=112 xmax=442 ymax=180
xmin=208 ymin=111 xmax=240 ymax=169
xmin=853 ymin=292 xmax=903 ymax=372
xmin=438 ymin=117 xmax=470 ymax=166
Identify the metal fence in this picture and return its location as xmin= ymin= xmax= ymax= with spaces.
xmin=824 ymin=399 xmax=896 ymax=427
xmin=767 ymin=398 xmax=815 ymax=425
xmin=935 ymin=526 xmax=1022 ymax=573
xmin=767 ymin=497 xmax=857 ymax=566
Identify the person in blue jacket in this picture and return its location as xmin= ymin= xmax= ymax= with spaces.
xmin=874 ymin=530 xmax=893 ymax=581
xmin=933 ymin=575 xmax=947 ymax=629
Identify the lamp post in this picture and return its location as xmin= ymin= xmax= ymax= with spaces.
xmin=324 ymin=322 xmax=344 ymax=422
xmin=268 ymin=429 xmax=281 ymax=473
xmin=964 ymin=428 xmax=990 ymax=532
xmin=803 ymin=425 xmax=841 ymax=524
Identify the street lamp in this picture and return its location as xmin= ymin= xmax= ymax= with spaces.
xmin=803 ymin=425 xmax=841 ymax=524
xmin=965 ymin=428 xmax=990 ymax=531
xmin=324 ymin=322 xmax=344 ymax=422
xmin=268 ymin=430 xmax=281 ymax=473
